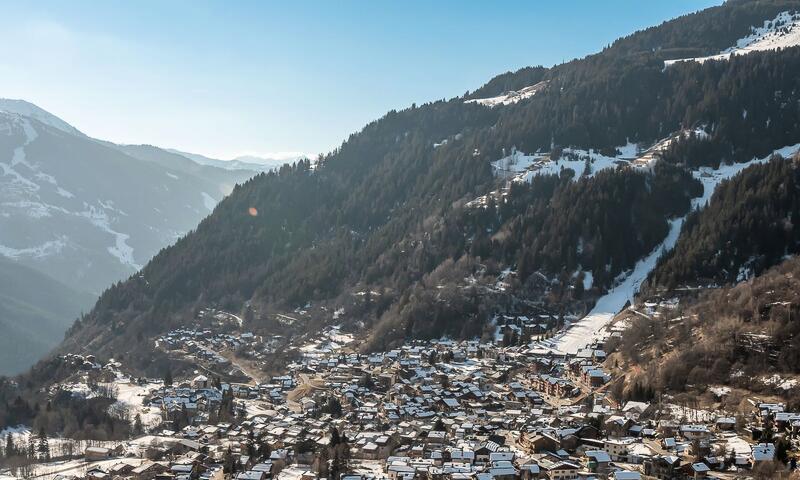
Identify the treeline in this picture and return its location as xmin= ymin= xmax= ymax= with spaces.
xmin=649 ymin=156 xmax=800 ymax=289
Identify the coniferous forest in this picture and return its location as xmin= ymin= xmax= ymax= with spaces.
xmin=6 ymin=0 xmax=800 ymax=439
xmin=56 ymin=0 xmax=800 ymax=372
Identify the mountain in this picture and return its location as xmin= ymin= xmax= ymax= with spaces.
xmin=0 ymin=100 xmax=258 ymax=295
xmin=166 ymin=149 xmax=309 ymax=173
xmin=0 ymin=257 xmax=94 ymax=375
xmin=44 ymin=0 xmax=800 ymax=377
xmin=0 ymin=99 xmax=84 ymax=137
xmin=0 ymin=99 xmax=264 ymax=373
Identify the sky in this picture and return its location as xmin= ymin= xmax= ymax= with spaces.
xmin=0 ymin=1 xmax=721 ymax=161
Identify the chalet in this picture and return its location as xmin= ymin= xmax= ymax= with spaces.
xmin=131 ymin=461 xmax=170 ymax=480
xmin=584 ymin=450 xmax=611 ymax=475
xmin=85 ymin=446 xmax=112 ymax=461
xmin=538 ymin=458 xmax=580 ymax=480
xmin=644 ymin=455 xmax=681 ymax=480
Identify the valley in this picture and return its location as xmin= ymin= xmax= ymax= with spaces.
xmin=6 ymin=0 xmax=800 ymax=479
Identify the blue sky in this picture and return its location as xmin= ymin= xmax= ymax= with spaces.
xmin=0 ymin=1 xmax=720 ymax=160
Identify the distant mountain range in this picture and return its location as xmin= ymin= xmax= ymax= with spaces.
xmin=166 ymin=149 xmax=310 ymax=173
xmin=0 ymin=99 xmax=266 ymax=373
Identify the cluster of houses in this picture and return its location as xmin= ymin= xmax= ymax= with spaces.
xmin=32 ymin=319 xmax=800 ymax=480
xmin=156 ymin=327 xmax=284 ymax=380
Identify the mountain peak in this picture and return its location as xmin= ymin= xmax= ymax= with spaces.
xmin=0 ymin=98 xmax=84 ymax=137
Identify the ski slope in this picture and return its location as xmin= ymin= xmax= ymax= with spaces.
xmin=547 ymin=143 xmax=800 ymax=354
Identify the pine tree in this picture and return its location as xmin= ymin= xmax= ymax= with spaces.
xmin=36 ymin=427 xmax=50 ymax=461
xmin=133 ymin=414 xmax=144 ymax=434
xmin=4 ymin=434 xmax=14 ymax=458
xmin=26 ymin=433 xmax=35 ymax=459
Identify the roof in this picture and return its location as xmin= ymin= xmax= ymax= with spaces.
xmin=585 ymin=450 xmax=611 ymax=463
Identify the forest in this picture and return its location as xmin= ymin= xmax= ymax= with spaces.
xmin=53 ymin=0 xmax=800 ymax=376
xmin=649 ymin=156 xmax=800 ymax=289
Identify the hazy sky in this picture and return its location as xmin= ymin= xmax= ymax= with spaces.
xmin=0 ymin=1 xmax=720 ymax=160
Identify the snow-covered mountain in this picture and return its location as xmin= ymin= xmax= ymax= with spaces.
xmin=0 ymin=99 xmax=258 ymax=295
xmin=0 ymin=98 xmax=85 ymax=137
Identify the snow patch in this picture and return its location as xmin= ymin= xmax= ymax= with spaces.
xmin=465 ymin=81 xmax=548 ymax=107
xmin=691 ymin=143 xmax=800 ymax=209
xmin=78 ymin=205 xmax=141 ymax=270
xmin=0 ymin=236 xmax=67 ymax=259
xmin=549 ymin=217 xmax=685 ymax=354
xmin=201 ymin=192 xmax=216 ymax=212
xmin=665 ymin=11 xmax=800 ymax=67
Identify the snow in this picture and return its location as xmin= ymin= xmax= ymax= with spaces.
xmin=709 ymin=386 xmax=731 ymax=397
xmin=633 ymin=128 xmax=708 ymax=169
xmin=112 ymin=378 xmax=163 ymax=428
xmin=761 ymin=374 xmax=799 ymax=390
xmin=78 ymin=205 xmax=141 ymax=270
xmin=691 ymin=143 xmax=800 ymax=209
xmin=663 ymin=403 xmax=716 ymax=423
xmin=549 ymin=217 xmax=685 ymax=354
xmin=582 ymin=271 xmax=594 ymax=291
xmin=201 ymin=192 xmax=216 ymax=212
xmin=0 ymin=425 xmax=125 ymax=475
xmin=11 ymin=117 xmax=38 ymax=168
xmin=0 ymin=236 xmax=67 ymax=259
xmin=56 ymin=187 xmax=75 ymax=199
xmin=541 ymin=141 xmax=800 ymax=354
xmin=492 ymin=146 xmax=626 ymax=185
xmin=465 ymin=81 xmax=548 ymax=107
xmin=299 ymin=325 xmax=354 ymax=355
xmin=29 ymin=457 xmax=145 ymax=479
xmin=0 ymin=117 xmax=40 ymax=193
xmin=665 ymin=11 xmax=800 ymax=67
xmin=0 ymin=98 xmax=83 ymax=136
xmin=277 ymin=466 xmax=316 ymax=480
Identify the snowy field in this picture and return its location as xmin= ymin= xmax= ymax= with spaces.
xmin=491 ymin=144 xmax=635 ymax=184
xmin=299 ymin=325 xmax=354 ymax=355
xmin=465 ymin=81 xmax=548 ymax=107
xmin=665 ymin=11 xmax=800 ymax=67
xmin=112 ymin=377 xmax=163 ymax=428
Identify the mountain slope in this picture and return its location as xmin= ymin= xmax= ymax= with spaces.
xmin=0 ymin=106 xmax=256 ymax=295
xmin=58 ymin=0 xmax=800 ymax=372
xmin=0 ymin=98 xmax=84 ymax=137
xmin=649 ymin=155 xmax=800 ymax=289
xmin=0 ymin=257 xmax=94 ymax=375
xmin=610 ymin=254 xmax=800 ymax=402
